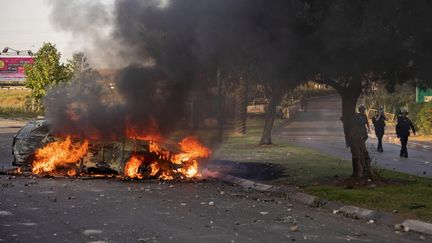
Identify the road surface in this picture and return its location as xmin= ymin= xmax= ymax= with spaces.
xmin=0 ymin=120 xmax=427 ymax=242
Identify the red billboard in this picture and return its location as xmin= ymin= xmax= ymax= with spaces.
xmin=0 ymin=56 xmax=34 ymax=82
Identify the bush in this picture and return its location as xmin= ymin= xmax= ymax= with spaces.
xmin=416 ymin=103 xmax=432 ymax=135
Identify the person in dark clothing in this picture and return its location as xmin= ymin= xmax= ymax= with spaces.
xmin=357 ymin=104 xmax=370 ymax=142
xmin=372 ymin=107 xmax=386 ymax=152
xmin=396 ymin=108 xmax=416 ymax=158
xmin=300 ymin=95 xmax=308 ymax=112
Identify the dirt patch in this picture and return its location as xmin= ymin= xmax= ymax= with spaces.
xmin=205 ymin=160 xmax=284 ymax=181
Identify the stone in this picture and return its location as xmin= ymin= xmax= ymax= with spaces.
xmin=401 ymin=219 xmax=432 ymax=235
xmin=291 ymin=192 xmax=320 ymax=207
xmin=339 ymin=205 xmax=375 ymax=219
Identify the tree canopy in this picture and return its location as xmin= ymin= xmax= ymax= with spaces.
xmin=25 ymin=43 xmax=70 ymax=110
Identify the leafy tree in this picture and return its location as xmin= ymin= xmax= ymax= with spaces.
xmin=67 ymin=52 xmax=91 ymax=76
xmin=416 ymin=103 xmax=432 ymax=135
xmin=66 ymin=52 xmax=100 ymax=88
xmin=25 ymin=43 xmax=69 ymax=110
xmin=303 ymin=0 xmax=432 ymax=179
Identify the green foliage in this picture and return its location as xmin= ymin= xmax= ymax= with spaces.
xmin=366 ymin=84 xmax=432 ymax=134
xmin=366 ymin=84 xmax=416 ymax=115
xmin=65 ymin=52 xmax=101 ymax=94
xmin=308 ymin=172 xmax=432 ymax=222
xmin=416 ymin=103 xmax=432 ymax=134
xmin=24 ymin=43 xmax=70 ymax=111
xmin=67 ymin=52 xmax=90 ymax=76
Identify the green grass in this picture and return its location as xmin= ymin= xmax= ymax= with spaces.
xmin=0 ymin=89 xmax=41 ymax=118
xmin=0 ymin=89 xmax=30 ymax=108
xmin=308 ymin=171 xmax=432 ymax=221
xmin=0 ymin=107 xmax=42 ymax=119
xmin=214 ymin=117 xmax=432 ymax=222
xmin=213 ymin=118 xmax=352 ymax=185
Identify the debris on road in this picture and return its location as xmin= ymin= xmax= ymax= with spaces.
xmin=289 ymin=225 xmax=299 ymax=232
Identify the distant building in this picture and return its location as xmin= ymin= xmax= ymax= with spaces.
xmin=0 ymin=47 xmax=34 ymax=86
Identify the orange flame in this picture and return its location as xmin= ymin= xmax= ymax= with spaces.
xmin=125 ymin=118 xmax=163 ymax=142
xmin=33 ymin=125 xmax=211 ymax=180
xmin=149 ymin=141 xmax=171 ymax=160
xmin=67 ymin=169 xmax=77 ymax=177
xmin=124 ymin=154 xmax=145 ymax=179
xmin=123 ymin=137 xmax=210 ymax=180
xmin=171 ymin=136 xmax=211 ymax=166
xmin=179 ymin=136 xmax=211 ymax=158
xmin=32 ymin=136 xmax=89 ymax=175
xmin=125 ymin=126 xmax=163 ymax=142
xmin=149 ymin=162 xmax=160 ymax=176
xmin=159 ymin=171 xmax=174 ymax=180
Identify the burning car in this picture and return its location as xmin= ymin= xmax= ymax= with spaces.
xmin=12 ymin=119 xmax=211 ymax=180
xmin=12 ymin=119 xmax=53 ymax=167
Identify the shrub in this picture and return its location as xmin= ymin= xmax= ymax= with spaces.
xmin=416 ymin=103 xmax=432 ymax=135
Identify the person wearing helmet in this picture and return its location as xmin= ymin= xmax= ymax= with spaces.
xmin=372 ymin=107 xmax=386 ymax=152
xmin=357 ymin=104 xmax=370 ymax=142
xmin=396 ymin=108 xmax=416 ymax=158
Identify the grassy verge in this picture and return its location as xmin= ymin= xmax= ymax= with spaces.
xmin=0 ymin=89 xmax=30 ymax=108
xmin=0 ymin=107 xmax=42 ymax=119
xmin=0 ymin=89 xmax=41 ymax=119
xmin=214 ymin=118 xmax=432 ymax=222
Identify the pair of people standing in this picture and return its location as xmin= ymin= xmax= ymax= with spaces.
xmin=370 ymin=107 xmax=416 ymax=157
xmin=350 ymin=106 xmax=416 ymax=158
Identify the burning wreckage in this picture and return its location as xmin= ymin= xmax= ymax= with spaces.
xmin=12 ymin=119 xmax=211 ymax=180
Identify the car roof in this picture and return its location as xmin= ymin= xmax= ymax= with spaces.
xmin=15 ymin=119 xmax=49 ymax=139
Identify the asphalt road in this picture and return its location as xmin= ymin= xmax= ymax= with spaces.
xmin=276 ymin=95 xmax=432 ymax=178
xmin=0 ymin=121 xmax=428 ymax=242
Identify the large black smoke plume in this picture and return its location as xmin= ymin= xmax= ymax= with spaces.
xmin=45 ymin=0 xmax=309 ymax=140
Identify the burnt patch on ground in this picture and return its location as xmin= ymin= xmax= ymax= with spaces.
xmin=205 ymin=160 xmax=284 ymax=181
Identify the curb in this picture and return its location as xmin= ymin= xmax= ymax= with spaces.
xmin=401 ymin=219 xmax=432 ymax=235
xmin=210 ymin=171 xmax=432 ymax=237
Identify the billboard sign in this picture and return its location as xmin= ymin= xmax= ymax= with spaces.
xmin=0 ymin=56 xmax=34 ymax=82
xmin=416 ymin=86 xmax=432 ymax=103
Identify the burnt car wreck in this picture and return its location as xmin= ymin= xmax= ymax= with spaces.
xmin=11 ymin=119 xmax=210 ymax=180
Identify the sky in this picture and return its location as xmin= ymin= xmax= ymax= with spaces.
xmin=0 ymin=0 xmax=103 ymax=62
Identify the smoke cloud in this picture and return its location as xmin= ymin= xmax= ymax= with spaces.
xmin=45 ymin=0 xmax=309 ymax=140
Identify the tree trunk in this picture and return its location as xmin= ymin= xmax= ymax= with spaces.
xmin=259 ymin=90 xmax=282 ymax=145
xmin=340 ymin=93 xmax=376 ymax=179
xmin=235 ymin=75 xmax=248 ymax=135
xmin=216 ymin=69 xmax=224 ymax=143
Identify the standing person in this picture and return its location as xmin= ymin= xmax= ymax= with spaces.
xmin=396 ymin=108 xmax=416 ymax=158
xmin=357 ymin=104 xmax=370 ymax=142
xmin=300 ymin=95 xmax=308 ymax=112
xmin=372 ymin=107 xmax=386 ymax=152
